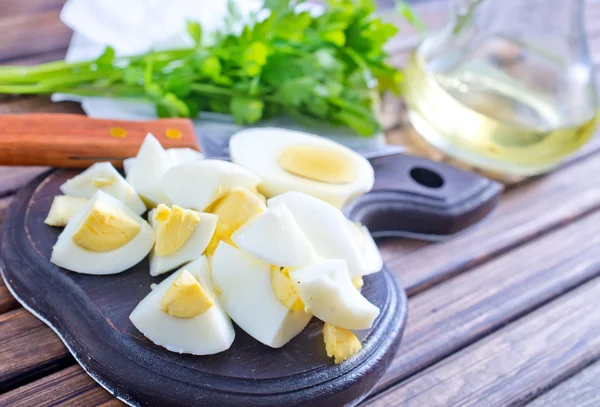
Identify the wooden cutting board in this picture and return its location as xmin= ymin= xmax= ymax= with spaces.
xmin=1 ymin=170 xmax=406 ymax=406
xmin=0 ymin=122 xmax=502 ymax=405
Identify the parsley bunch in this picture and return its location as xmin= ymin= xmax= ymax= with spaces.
xmin=0 ymin=0 xmax=406 ymax=136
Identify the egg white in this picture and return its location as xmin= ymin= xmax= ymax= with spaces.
xmin=346 ymin=221 xmax=383 ymax=274
xmin=231 ymin=203 xmax=316 ymax=268
xmin=211 ymin=242 xmax=312 ymax=348
xmin=60 ymin=162 xmax=146 ymax=215
xmin=129 ymin=257 xmax=235 ymax=355
xmin=126 ymin=133 xmax=173 ymax=206
xmin=229 ymin=128 xmax=374 ymax=208
xmin=123 ymin=148 xmax=203 ymax=177
xmin=160 ymin=160 xmax=260 ymax=212
xmin=147 ymin=211 xmax=218 ymax=276
xmin=268 ymin=192 xmax=369 ymax=278
xmin=290 ymin=259 xmax=380 ymax=330
xmin=50 ymin=191 xmax=155 ymax=275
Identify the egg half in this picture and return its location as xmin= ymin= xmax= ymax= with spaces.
xmin=268 ymin=191 xmax=369 ymax=278
xmin=51 ymin=190 xmax=154 ymax=275
xmin=60 ymin=162 xmax=146 ymax=215
xmin=130 ymin=257 xmax=235 ymax=355
xmin=211 ymin=242 xmax=312 ymax=348
xmin=230 ymin=128 xmax=374 ymax=208
xmin=148 ymin=204 xmax=217 ymax=276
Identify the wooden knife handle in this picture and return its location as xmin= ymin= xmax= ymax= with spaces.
xmin=344 ymin=154 xmax=504 ymax=240
xmin=0 ymin=114 xmax=200 ymax=168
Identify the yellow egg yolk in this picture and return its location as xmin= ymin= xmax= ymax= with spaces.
xmin=71 ymin=200 xmax=141 ymax=252
xmin=152 ymin=204 xmax=200 ymax=256
xmin=92 ymin=176 xmax=116 ymax=188
xmin=270 ymin=267 xmax=305 ymax=312
xmin=278 ymin=145 xmax=355 ymax=184
xmin=205 ymin=188 xmax=266 ymax=255
xmin=352 ymin=276 xmax=364 ymax=290
xmin=323 ymin=323 xmax=362 ymax=364
xmin=160 ymin=270 xmax=213 ymax=318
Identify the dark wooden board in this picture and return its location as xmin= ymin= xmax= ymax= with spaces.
xmin=0 ymin=170 xmax=408 ymax=407
xmin=364 ymin=277 xmax=600 ymax=406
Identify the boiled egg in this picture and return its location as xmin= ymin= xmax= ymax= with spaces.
xmin=323 ymin=323 xmax=362 ymax=364
xmin=231 ymin=203 xmax=317 ymax=267
xmin=268 ymin=192 xmax=368 ymax=278
xmin=160 ymin=160 xmax=260 ymax=212
xmin=51 ymin=191 xmax=154 ymax=275
xmin=229 ymin=128 xmax=374 ymax=208
xmin=126 ymin=133 xmax=172 ymax=207
xmin=147 ymin=204 xmax=217 ymax=276
xmin=60 ymin=162 xmax=146 ymax=215
xmin=346 ymin=221 xmax=383 ymax=274
xmin=205 ymin=188 xmax=267 ymax=255
xmin=122 ymin=147 xmax=203 ymax=177
xmin=130 ymin=257 xmax=235 ymax=355
xmin=44 ymin=195 xmax=88 ymax=227
xmin=211 ymin=242 xmax=312 ymax=348
xmin=167 ymin=147 xmax=204 ymax=164
xmin=289 ymin=259 xmax=380 ymax=330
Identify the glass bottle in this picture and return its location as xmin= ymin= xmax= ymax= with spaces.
xmin=403 ymin=0 xmax=598 ymax=176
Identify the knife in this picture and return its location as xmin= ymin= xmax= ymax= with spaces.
xmin=0 ymin=113 xmax=503 ymax=240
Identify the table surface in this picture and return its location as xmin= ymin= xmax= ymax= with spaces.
xmin=1 ymin=1 xmax=600 ymax=406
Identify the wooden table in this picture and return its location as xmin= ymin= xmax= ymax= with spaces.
xmin=2 ymin=1 xmax=600 ymax=406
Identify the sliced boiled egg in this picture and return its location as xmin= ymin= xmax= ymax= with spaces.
xmin=231 ymin=203 xmax=317 ymax=267
xmin=147 ymin=204 xmax=217 ymax=276
xmin=160 ymin=160 xmax=260 ymax=212
xmin=122 ymin=147 xmax=203 ymax=177
xmin=268 ymin=192 xmax=368 ymax=278
xmin=211 ymin=242 xmax=312 ymax=348
xmin=60 ymin=162 xmax=146 ymax=215
xmin=205 ymin=188 xmax=266 ymax=255
xmin=346 ymin=221 xmax=383 ymax=274
xmin=44 ymin=195 xmax=88 ymax=227
xmin=289 ymin=259 xmax=380 ymax=330
xmin=323 ymin=323 xmax=362 ymax=364
xmin=126 ymin=133 xmax=172 ymax=207
xmin=166 ymin=147 xmax=204 ymax=164
xmin=229 ymin=128 xmax=374 ymax=208
xmin=51 ymin=191 xmax=154 ymax=275
xmin=130 ymin=257 xmax=235 ymax=355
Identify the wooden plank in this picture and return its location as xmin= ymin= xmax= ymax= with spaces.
xmin=0 ymin=308 xmax=74 ymax=392
xmin=1 ymin=0 xmax=66 ymax=18
xmin=0 ymin=11 xmax=72 ymax=62
xmin=526 ymin=360 xmax=600 ymax=407
xmin=363 ymin=277 xmax=600 ymax=407
xmin=0 ymin=47 xmax=69 ymax=67
xmin=373 ymin=210 xmax=600 ymax=394
xmin=0 ymin=365 xmax=123 ymax=407
xmin=0 ymin=97 xmax=84 ymax=115
xmin=378 ymin=148 xmax=600 ymax=294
